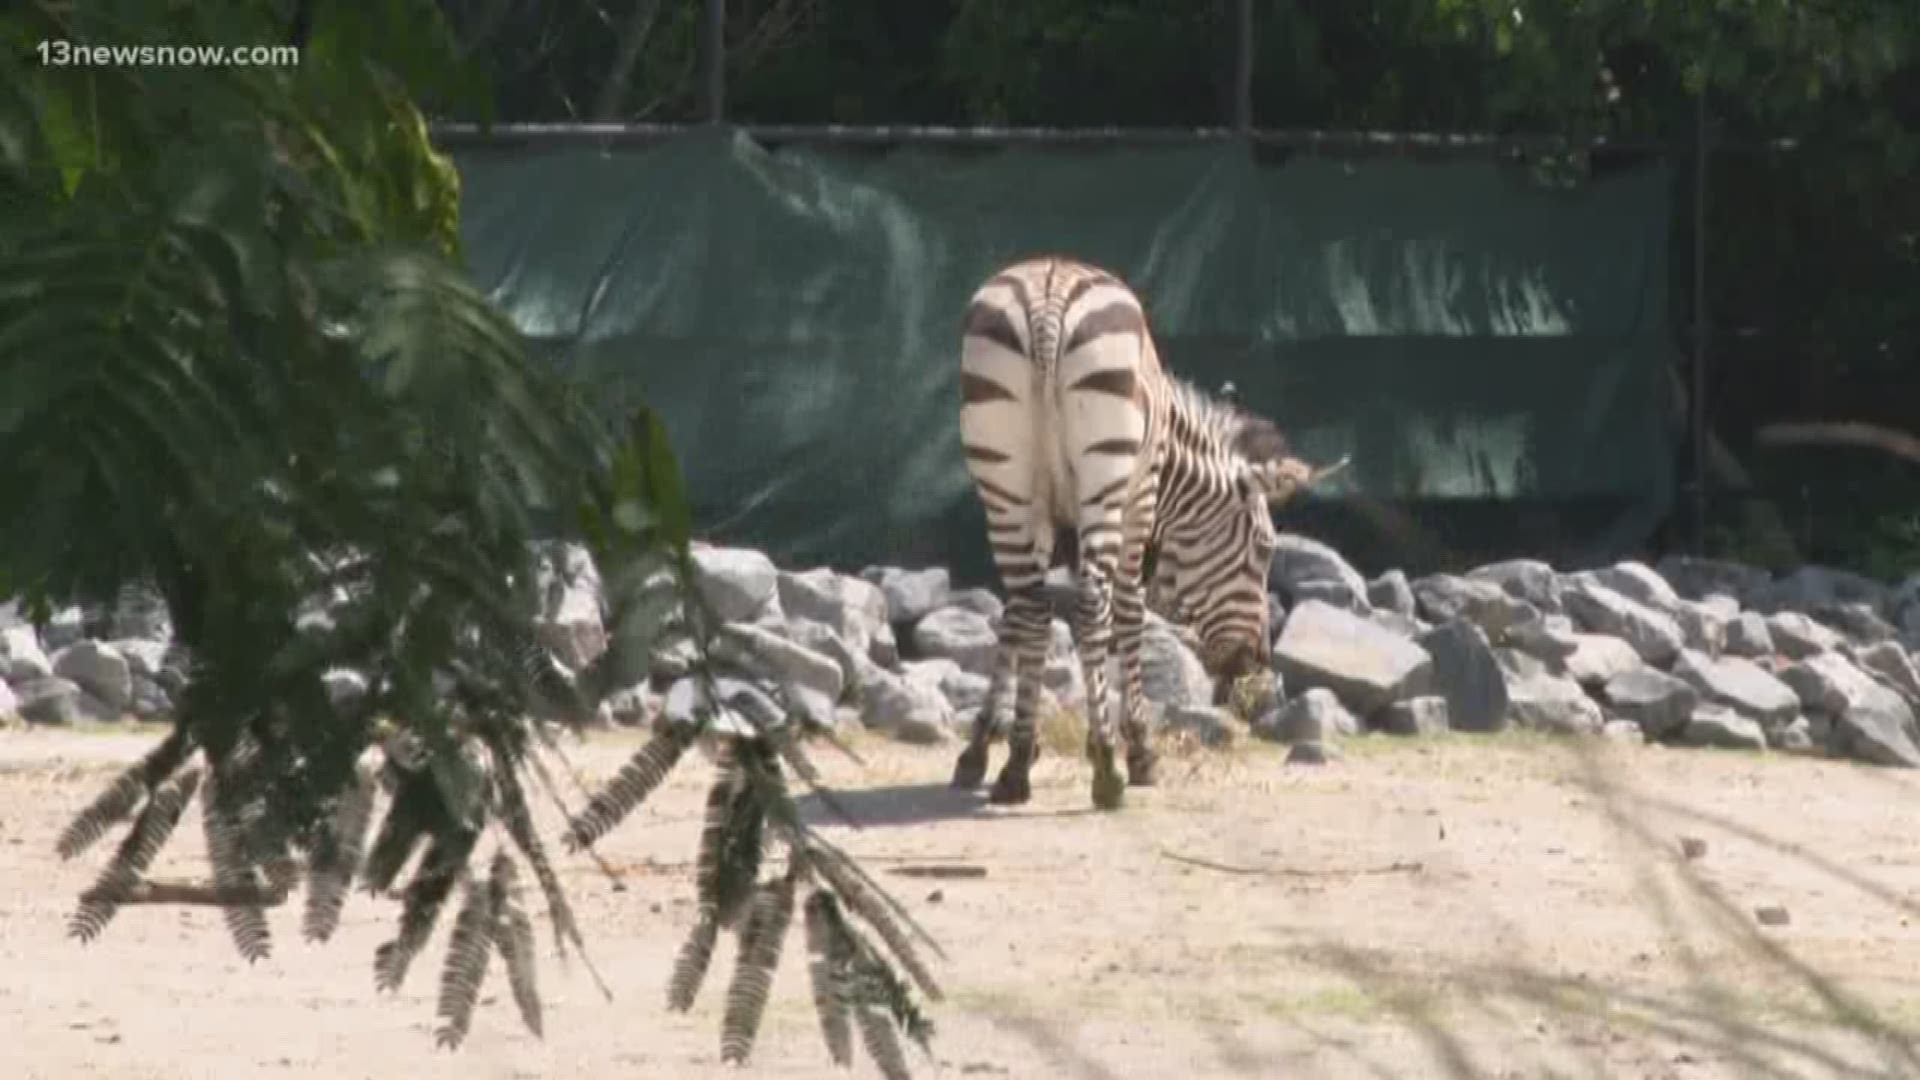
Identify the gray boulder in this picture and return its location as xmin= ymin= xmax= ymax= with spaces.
xmin=1504 ymin=665 xmax=1605 ymax=735
xmin=1748 ymin=565 xmax=1886 ymax=616
xmin=1415 ymin=620 xmax=1509 ymax=733
xmin=777 ymin=568 xmax=892 ymax=662
xmin=1561 ymin=576 xmax=1684 ymax=665
xmin=1367 ymin=570 xmax=1417 ymax=619
xmin=1853 ymin=640 xmax=1920 ymax=708
xmin=53 ymin=640 xmax=132 ymax=713
xmin=1653 ymin=556 xmax=1771 ymax=603
xmin=1466 ymin=559 xmax=1564 ymax=615
xmin=861 ymin=566 xmax=952 ymax=627
xmin=692 ymin=545 xmax=782 ymax=624
xmin=1412 ymin=574 xmax=1537 ymax=639
xmin=1671 ymin=649 xmax=1800 ymax=727
xmin=911 ymin=606 xmax=999 ymax=676
xmin=1 ymin=625 xmax=52 ymax=682
xmin=861 ymin=669 xmax=957 ymax=744
xmin=1378 ymin=695 xmax=1450 ymax=737
xmin=1269 ymin=534 xmax=1370 ymax=611
xmin=1272 ymin=600 xmax=1433 ymax=716
xmin=1562 ymin=633 xmax=1645 ymax=688
xmin=712 ymin=622 xmax=845 ymax=728
xmin=1256 ymin=688 xmax=1359 ymax=743
xmin=1767 ymin=611 xmax=1846 ymax=659
xmin=1587 ymin=561 xmax=1684 ymax=615
xmin=1504 ymin=613 xmax=1581 ymax=665
xmin=1723 ymin=612 xmax=1775 ymax=658
xmin=1601 ymin=666 xmax=1699 ymax=740
xmin=1163 ymin=704 xmax=1239 ymax=748
xmin=1680 ymin=704 xmax=1769 ymax=751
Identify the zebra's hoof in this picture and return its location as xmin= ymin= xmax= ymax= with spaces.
xmin=1090 ymin=765 xmax=1126 ymax=811
xmin=951 ymin=746 xmax=988 ymax=790
xmin=1126 ymin=747 xmax=1159 ymax=787
xmin=987 ymin=769 xmax=1032 ymax=805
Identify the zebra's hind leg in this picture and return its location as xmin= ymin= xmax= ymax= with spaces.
xmin=988 ymin=587 xmax=1050 ymax=805
xmin=952 ymin=639 xmax=1014 ymax=789
xmin=1112 ymin=552 xmax=1158 ymax=787
xmin=1074 ymin=563 xmax=1126 ymax=811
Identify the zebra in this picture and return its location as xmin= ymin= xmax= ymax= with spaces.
xmin=949 ymin=256 xmax=1346 ymax=810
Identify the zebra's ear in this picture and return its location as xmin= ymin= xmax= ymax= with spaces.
xmin=1252 ymin=453 xmax=1350 ymax=505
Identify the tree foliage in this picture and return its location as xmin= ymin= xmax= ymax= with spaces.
xmin=0 ymin=0 xmax=937 ymax=1070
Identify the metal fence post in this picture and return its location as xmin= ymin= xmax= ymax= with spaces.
xmin=699 ymin=0 xmax=727 ymax=123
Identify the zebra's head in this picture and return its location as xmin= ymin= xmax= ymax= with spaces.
xmin=1191 ymin=414 xmax=1351 ymax=702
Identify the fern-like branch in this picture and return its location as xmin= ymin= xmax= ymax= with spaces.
xmin=69 ymin=767 xmax=204 ymax=943
xmin=721 ymin=868 xmax=797 ymax=1065
xmin=561 ymin=723 xmax=694 ymax=852
xmin=304 ymin=754 xmax=378 ymax=943
xmin=57 ymin=726 xmax=195 ymax=860
xmin=434 ymin=868 xmax=496 ymax=1049
xmin=488 ymin=850 xmax=543 ymax=1038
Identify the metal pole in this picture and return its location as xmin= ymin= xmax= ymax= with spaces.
xmin=1689 ymin=85 xmax=1711 ymax=555
xmin=1230 ymin=0 xmax=1254 ymax=133
xmin=699 ymin=0 xmax=726 ymax=124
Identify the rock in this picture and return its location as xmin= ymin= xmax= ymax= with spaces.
xmin=1588 ymin=561 xmax=1684 ymax=615
xmin=1674 ymin=601 xmax=1729 ymax=656
xmin=1272 ymin=600 xmax=1433 ymax=716
xmin=1723 ymin=612 xmax=1775 ymax=658
xmin=1767 ymin=611 xmax=1846 ymax=659
xmin=1815 ymin=602 xmax=1899 ymax=646
xmin=861 ymin=566 xmax=951 ymax=626
xmin=946 ymin=587 xmax=1005 ymax=622
xmin=0 ymin=680 xmax=15 ymax=720
xmin=1890 ymin=575 xmax=1920 ymax=641
xmin=1378 ymin=695 xmax=1450 ymax=737
xmin=1778 ymin=652 xmax=1920 ymax=767
xmin=1415 ymin=621 xmax=1509 ymax=733
xmin=16 ymin=676 xmax=84 ymax=725
xmin=1505 ymin=614 xmax=1581 ymax=664
xmin=712 ymin=622 xmax=845 ymax=727
xmin=1748 ymin=565 xmax=1886 ymax=616
xmin=1505 ymin=668 xmax=1605 ymax=735
xmin=1269 ymin=534 xmax=1370 ymax=611
xmin=1368 ymin=609 xmax=1426 ymax=639
xmin=42 ymin=607 xmax=85 ymax=651
xmin=1671 ymin=649 xmax=1800 ymax=727
xmin=1600 ymin=666 xmax=1699 ymax=740
xmin=535 ymin=579 xmax=607 ymax=673
xmin=1778 ymin=652 xmax=1883 ymax=717
xmin=1563 ymin=634 xmax=1644 ymax=688
xmin=52 ymin=640 xmax=132 ymax=712
xmin=1141 ymin=615 xmax=1214 ymax=709
xmin=1561 ymin=576 xmax=1684 ymax=665
xmin=1680 ymin=704 xmax=1769 ymax=752
xmin=1411 ymin=574 xmax=1536 ymax=639
xmin=1755 ymin=905 xmax=1792 ymax=928
xmin=0 ymin=625 xmax=52 ymax=682
xmin=1853 ymin=641 xmax=1920 ymax=707
xmin=1287 ymin=741 xmax=1336 ymax=766
xmin=107 ymin=582 xmax=172 ymax=642
xmin=1466 ymin=559 xmax=1564 ymax=615
xmin=649 ymin=636 xmax=698 ymax=684
xmin=860 ymin=670 xmax=956 ymax=744
xmin=1163 ymin=705 xmax=1238 ymax=748
xmin=692 ymin=546 xmax=782 ymax=624
xmin=1601 ymin=719 xmax=1646 ymax=745
xmin=1654 ymin=556 xmax=1771 ymax=603
xmin=1771 ymin=716 xmax=1818 ymax=753
xmin=777 ymin=569 xmax=891 ymax=661
xmin=602 ymin=684 xmax=658 ymax=726
xmin=1832 ymin=695 xmax=1920 ymax=768
xmin=109 ymin=639 xmax=170 ymax=680
xmin=1680 ymin=837 xmax=1709 ymax=860
xmin=939 ymin=666 xmax=993 ymax=715
xmin=911 ymin=606 xmax=998 ymax=676
xmin=1293 ymin=579 xmax=1368 ymax=612
xmin=1367 ymin=570 xmax=1417 ymax=619
xmin=1256 ymin=688 xmax=1358 ymax=743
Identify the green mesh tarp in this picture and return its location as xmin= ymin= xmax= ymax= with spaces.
xmin=455 ymin=128 xmax=1677 ymax=582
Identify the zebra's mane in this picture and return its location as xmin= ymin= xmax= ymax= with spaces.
xmin=1165 ymin=377 xmax=1291 ymax=466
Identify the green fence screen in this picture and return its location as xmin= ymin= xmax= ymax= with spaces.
xmin=455 ymin=128 xmax=1678 ymax=583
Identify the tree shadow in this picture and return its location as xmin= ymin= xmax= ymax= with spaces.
xmin=1279 ymin=737 xmax=1920 ymax=1079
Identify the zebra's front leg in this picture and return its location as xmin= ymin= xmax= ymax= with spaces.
xmin=1075 ymin=565 xmax=1126 ymax=811
xmin=952 ymin=639 xmax=1014 ymax=790
xmin=1113 ymin=564 xmax=1158 ymax=787
xmin=988 ymin=589 xmax=1050 ymax=805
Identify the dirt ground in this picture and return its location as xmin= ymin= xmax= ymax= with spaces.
xmin=4 ymin=722 xmax=1920 ymax=1080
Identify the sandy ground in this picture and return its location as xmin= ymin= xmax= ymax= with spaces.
xmin=4 ymin=722 xmax=1920 ymax=1080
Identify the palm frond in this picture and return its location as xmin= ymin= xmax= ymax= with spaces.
xmin=434 ymin=869 xmax=497 ymax=1050
xmin=56 ymin=726 xmax=195 ymax=860
xmin=667 ymin=908 xmax=721 ymax=1013
xmin=69 ymin=767 xmax=204 ymax=943
xmin=305 ymin=754 xmax=378 ymax=943
xmin=488 ymin=850 xmax=543 ymax=1039
xmin=803 ymin=890 xmax=855 ymax=1066
xmin=562 ymin=724 xmax=695 ymax=852
xmin=202 ymin=762 xmax=273 ymax=963
xmin=721 ymin=868 xmax=798 ymax=1065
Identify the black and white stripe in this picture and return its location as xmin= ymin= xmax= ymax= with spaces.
xmin=950 ymin=256 xmax=1339 ymax=810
